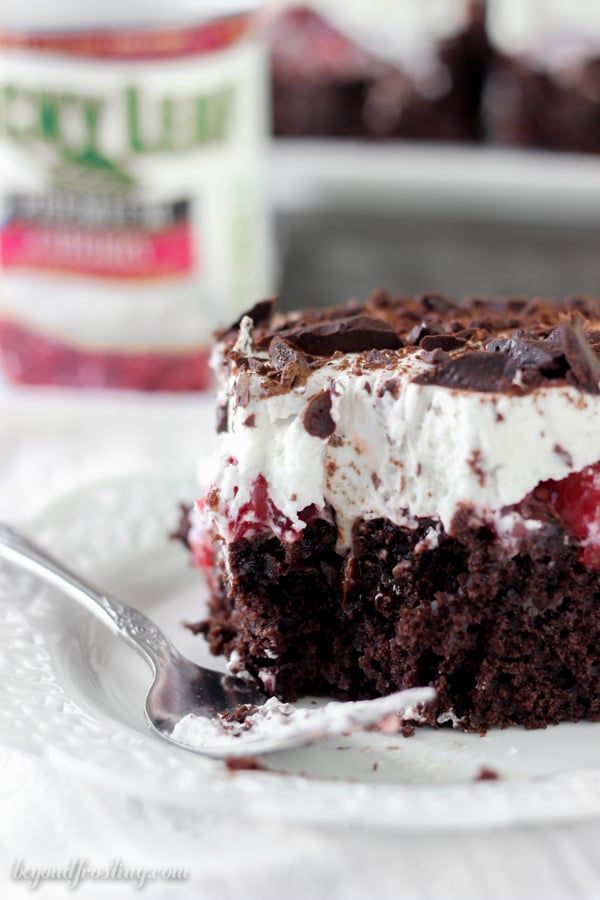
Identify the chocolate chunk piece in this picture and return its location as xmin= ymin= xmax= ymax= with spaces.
xmin=420 ymin=334 xmax=467 ymax=352
xmin=216 ymin=297 xmax=277 ymax=339
xmin=302 ymin=390 xmax=336 ymax=438
xmin=269 ymin=336 xmax=311 ymax=386
xmin=406 ymin=320 xmax=444 ymax=345
xmin=485 ymin=330 xmax=566 ymax=377
xmin=415 ymin=351 xmax=518 ymax=392
xmin=264 ymin=315 xmax=402 ymax=355
xmin=558 ymin=319 xmax=600 ymax=394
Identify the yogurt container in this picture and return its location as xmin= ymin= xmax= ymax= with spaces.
xmin=0 ymin=1 xmax=270 ymax=390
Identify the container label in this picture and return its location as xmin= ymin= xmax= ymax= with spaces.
xmin=0 ymin=20 xmax=268 ymax=351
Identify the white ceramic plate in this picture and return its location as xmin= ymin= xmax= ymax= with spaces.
xmin=4 ymin=473 xmax=600 ymax=832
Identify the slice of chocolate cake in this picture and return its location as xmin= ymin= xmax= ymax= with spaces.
xmin=485 ymin=1 xmax=600 ymax=153
xmin=191 ymin=291 xmax=600 ymax=732
xmin=267 ymin=3 xmax=488 ymax=141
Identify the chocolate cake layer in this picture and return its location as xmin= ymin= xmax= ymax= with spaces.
xmin=199 ymin=509 xmax=600 ymax=731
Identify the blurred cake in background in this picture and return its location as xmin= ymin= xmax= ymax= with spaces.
xmin=485 ymin=0 xmax=600 ymax=153
xmin=266 ymin=0 xmax=488 ymax=140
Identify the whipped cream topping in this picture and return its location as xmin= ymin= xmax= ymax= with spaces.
xmin=271 ymin=0 xmax=472 ymax=77
xmin=489 ymin=0 xmax=600 ymax=67
xmin=205 ymin=344 xmax=600 ymax=550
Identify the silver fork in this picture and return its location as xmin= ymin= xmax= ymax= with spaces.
xmin=0 ymin=523 xmax=434 ymax=758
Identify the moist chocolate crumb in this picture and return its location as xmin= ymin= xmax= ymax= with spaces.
xmin=169 ymin=503 xmax=192 ymax=549
xmin=328 ymin=434 xmax=343 ymax=447
xmin=183 ymin=619 xmax=205 ymax=635
xmin=200 ymin=502 xmax=600 ymax=732
xmin=303 ymin=390 xmax=336 ymax=438
xmin=475 ymin=766 xmax=500 ymax=781
xmin=224 ymin=755 xmax=265 ymax=772
xmin=220 ymin=704 xmax=259 ymax=726
xmin=243 ymin=414 xmax=256 ymax=428
xmin=371 ymin=472 xmax=382 ymax=489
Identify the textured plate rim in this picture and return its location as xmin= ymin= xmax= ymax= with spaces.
xmin=3 ymin=474 xmax=600 ymax=832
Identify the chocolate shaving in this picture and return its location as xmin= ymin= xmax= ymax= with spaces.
xmin=415 ymin=351 xmax=518 ymax=392
xmin=261 ymin=315 xmax=402 ymax=356
xmin=420 ymin=334 xmax=467 ymax=352
xmin=302 ymin=390 xmax=336 ymax=438
xmin=485 ymin=330 xmax=566 ymax=377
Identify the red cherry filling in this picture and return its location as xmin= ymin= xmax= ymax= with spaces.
xmin=190 ymin=497 xmax=214 ymax=571
xmin=230 ymin=475 xmax=297 ymax=541
xmin=534 ymin=462 xmax=600 ymax=569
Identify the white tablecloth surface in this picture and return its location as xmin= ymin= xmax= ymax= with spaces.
xmin=2 ymin=385 xmax=600 ymax=900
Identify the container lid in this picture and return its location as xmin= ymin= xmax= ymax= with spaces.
xmin=0 ymin=0 xmax=261 ymax=32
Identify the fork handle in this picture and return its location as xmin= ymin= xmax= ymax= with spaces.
xmin=0 ymin=522 xmax=174 ymax=665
